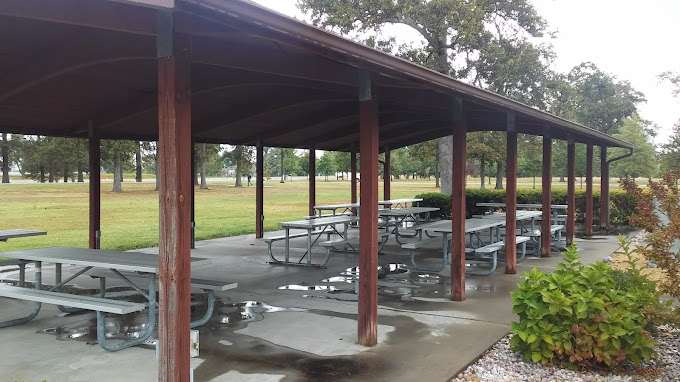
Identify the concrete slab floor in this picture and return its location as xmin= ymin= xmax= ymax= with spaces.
xmin=0 ymin=232 xmax=624 ymax=382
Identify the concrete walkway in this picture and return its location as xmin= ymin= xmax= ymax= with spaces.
xmin=0 ymin=231 xmax=623 ymax=382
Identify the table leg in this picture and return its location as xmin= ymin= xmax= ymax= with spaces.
xmin=442 ymin=233 xmax=449 ymax=264
xmin=307 ymin=228 xmax=312 ymax=265
xmin=35 ymin=261 xmax=42 ymax=290
xmin=284 ymin=227 xmax=290 ymax=263
xmin=55 ymin=263 xmax=62 ymax=286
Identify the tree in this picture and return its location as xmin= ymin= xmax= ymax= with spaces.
xmin=610 ymin=116 xmax=657 ymax=179
xmin=565 ymin=62 xmax=645 ymax=135
xmin=659 ymin=71 xmax=680 ymax=98
xmin=467 ymin=132 xmax=502 ymax=189
xmin=297 ymin=0 xmax=548 ymax=194
xmin=660 ymin=122 xmax=680 ymax=173
xmin=102 ymin=140 xmax=137 ymax=192
xmin=141 ymin=141 xmax=160 ymax=191
xmin=135 ymin=141 xmax=143 ymax=183
xmin=518 ymin=135 xmax=542 ymax=189
xmin=224 ymin=145 xmax=254 ymax=187
xmin=195 ymin=143 xmax=220 ymax=189
xmin=1 ymin=133 xmax=10 ymax=183
xmin=317 ymin=152 xmax=336 ymax=181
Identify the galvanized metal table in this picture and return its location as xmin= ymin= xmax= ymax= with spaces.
xmin=0 ymin=247 xmax=210 ymax=351
xmin=313 ymin=201 xmax=393 ymax=216
xmin=275 ymin=215 xmax=354 ymax=267
xmin=380 ymin=198 xmax=423 ymax=208
xmin=419 ymin=218 xmax=506 ymax=265
xmin=0 ymin=229 xmax=46 ymax=242
xmin=379 ymin=207 xmax=440 ymax=244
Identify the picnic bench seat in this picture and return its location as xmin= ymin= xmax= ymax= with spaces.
xmin=466 ymin=236 xmax=531 ymax=275
xmin=0 ymin=282 xmax=156 ymax=352
xmin=0 ymin=284 xmax=146 ymax=315
xmin=88 ymin=268 xmax=236 ymax=329
xmin=320 ymin=231 xmax=389 ymax=254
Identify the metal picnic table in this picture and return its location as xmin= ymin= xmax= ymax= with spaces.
xmin=272 ymin=215 xmax=354 ymax=267
xmin=473 ymin=210 xmax=542 ymax=233
xmin=419 ymin=218 xmax=506 ymax=265
xmin=476 ymin=202 xmax=567 ymax=221
xmin=380 ymin=198 xmax=423 ymax=208
xmin=378 ymin=207 xmax=440 ymax=244
xmin=0 ymin=247 xmax=219 ymax=351
xmin=313 ymin=201 xmax=393 ymax=216
xmin=0 ymin=229 xmax=47 ymax=242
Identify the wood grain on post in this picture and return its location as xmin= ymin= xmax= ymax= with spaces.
xmin=157 ymin=23 xmax=192 ymax=382
xmin=541 ymin=135 xmax=552 ymax=257
xmin=504 ymin=114 xmax=517 ymax=274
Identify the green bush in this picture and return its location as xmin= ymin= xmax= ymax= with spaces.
xmin=415 ymin=188 xmax=635 ymax=226
xmin=510 ymin=246 xmax=656 ymax=368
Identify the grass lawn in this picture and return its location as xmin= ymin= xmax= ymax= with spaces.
xmin=0 ymin=176 xmax=610 ymax=253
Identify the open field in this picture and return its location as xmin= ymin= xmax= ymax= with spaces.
xmin=0 ymin=177 xmax=616 ymax=253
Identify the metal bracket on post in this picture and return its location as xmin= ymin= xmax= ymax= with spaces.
xmin=358 ymin=69 xmax=372 ymax=101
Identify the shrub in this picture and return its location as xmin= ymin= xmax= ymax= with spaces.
xmin=622 ymin=172 xmax=680 ymax=299
xmin=415 ymin=188 xmax=635 ymax=226
xmin=510 ymin=246 xmax=656 ymax=368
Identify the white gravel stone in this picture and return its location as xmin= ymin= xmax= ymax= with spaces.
xmin=452 ymin=325 xmax=680 ymax=382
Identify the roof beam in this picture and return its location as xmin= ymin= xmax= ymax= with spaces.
xmin=0 ymin=0 xmax=158 ymax=36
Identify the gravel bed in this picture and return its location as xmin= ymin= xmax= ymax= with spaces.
xmin=452 ymin=325 xmax=679 ymax=382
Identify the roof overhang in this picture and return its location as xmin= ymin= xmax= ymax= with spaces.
xmin=0 ymin=0 xmax=633 ymax=150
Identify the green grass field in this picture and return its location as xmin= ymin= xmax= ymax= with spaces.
xmin=0 ymin=177 xmax=612 ymax=253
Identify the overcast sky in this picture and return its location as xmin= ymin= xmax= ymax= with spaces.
xmin=252 ymin=0 xmax=680 ymax=145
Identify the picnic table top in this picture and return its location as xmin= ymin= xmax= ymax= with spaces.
xmin=476 ymin=202 xmax=568 ymax=209
xmin=379 ymin=207 xmax=439 ymax=216
xmin=313 ymin=203 xmax=360 ymax=210
xmin=281 ymin=215 xmax=353 ymax=229
xmin=0 ymin=229 xmax=47 ymax=241
xmin=0 ymin=247 xmax=206 ymax=274
xmin=314 ymin=199 xmax=419 ymax=210
xmin=419 ymin=218 xmax=505 ymax=234
xmin=475 ymin=210 xmax=542 ymax=221
xmin=380 ymin=198 xmax=423 ymax=205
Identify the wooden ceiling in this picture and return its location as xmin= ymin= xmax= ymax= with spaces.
xmin=0 ymin=0 xmax=632 ymax=151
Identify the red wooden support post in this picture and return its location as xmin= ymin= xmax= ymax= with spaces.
xmin=566 ymin=139 xmax=576 ymax=245
xmin=383 ymin=148 xmax=391 ymax=201
xmin=541 ymin=135 xmax=552 ymax=257
xmin=157 ymin=13 xmax=192 ymax=382
xmin=585 ymin=144 xmax=594 ymax=236
xmin=351 ymin=150 xmax=358 ymax=204
xmin=600 ymin=146 xmax=609 ymax=230
xmin=504 ymin=113 xmax=517 ymax=274
xmin=255 ymin=140 xmax=264 ymax=239
xmin=190 ymin=141 xmax=195 ymax=249
xmin=358 ymin=72 xmax=378 ymax=346
xmin=88 ymin=124 xmax=101 ymax=249
xmin=308 ymin=147 xmax=316 ymax=216
xmin=451 ymin=96 xmax=467 ymax=301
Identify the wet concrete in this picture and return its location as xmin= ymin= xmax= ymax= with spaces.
xmin=0 ymin=230 xmax=624 ymax=381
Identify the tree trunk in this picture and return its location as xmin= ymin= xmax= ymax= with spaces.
xmin=200 ymin=144 xmax=208 ymax=189
xmin=495 ymin=160 xmax=503 ymax=189
xmin=532 ymin=175 xmax=536 ymax=189
xmin=201 ymin=161 xmax=208 ymax=190
xmin=48 ymin=172 xmax=54 ymax=183
xmin=112 ymin=153 xmax=122 ymax=192
xmin=559 ymin=175 xmax=565 ymax=182
xmin=77 ymin=164 xmax=84 ymax=183
xmin=1 ymin=133 xmax=9 ymax=183
xmin=234 ymin=163 xmax=242 ymax=187
xmin=480 ymin=159 xmax=486 ymax=189
xmin=135 ymin=142 xmax=143 ymax=182
xmin=40 ymin=166 xmax=46 ymax=183
xmin=438 ymin=136 xmax=452 ymax=194
xmin=279 ymin=148 xmax=285 ymax=183
xmin=154 ymin=154 xmax=160 ymax=191
xmin=63 ymin=165 xmax=69 ymax=183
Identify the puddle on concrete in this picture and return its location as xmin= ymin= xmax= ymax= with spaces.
xmin=212 ymin=300 xmax=306 ymax=330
